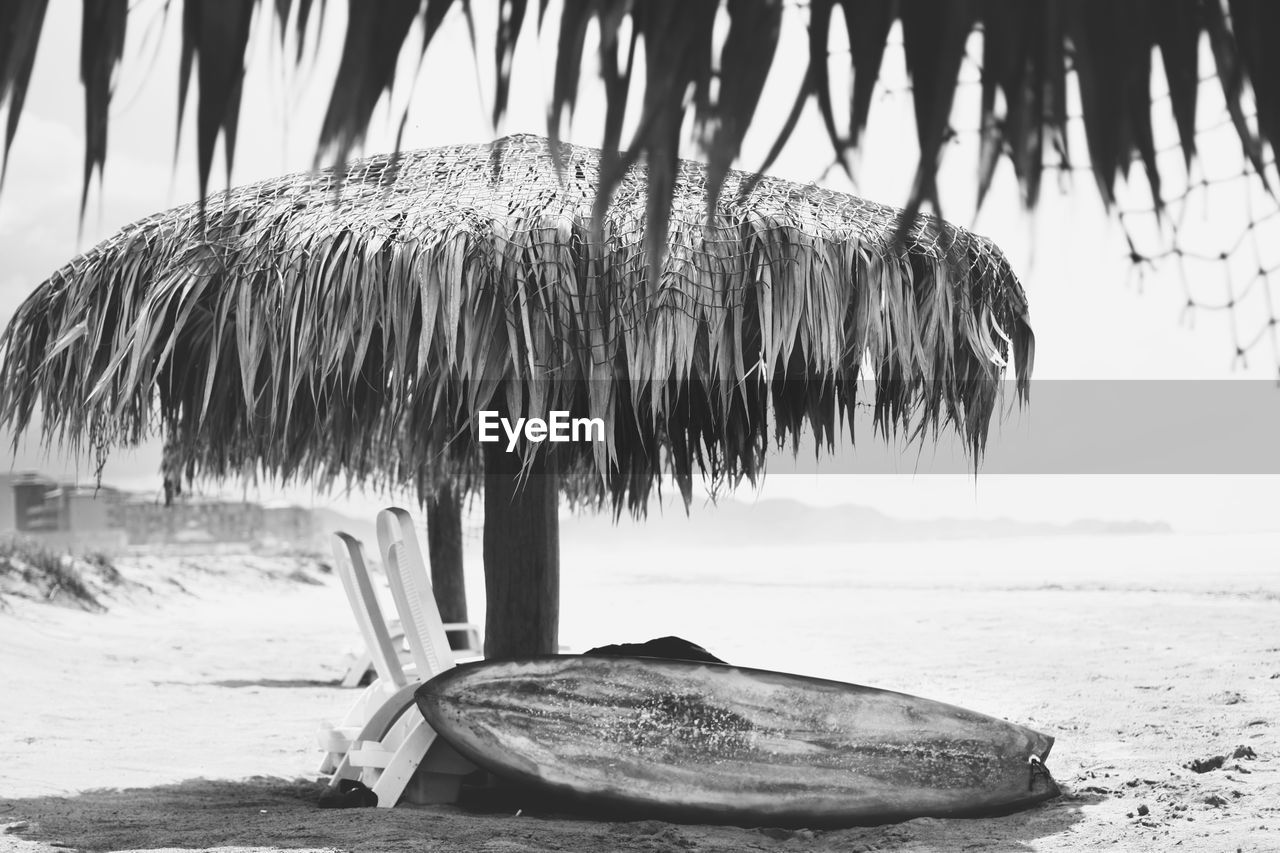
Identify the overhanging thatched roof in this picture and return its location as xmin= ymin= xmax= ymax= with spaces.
xmin=0 ymin=135 xmax=1032 ymax=513
xmin=3 ymin=2 xmax=1274 ymax=236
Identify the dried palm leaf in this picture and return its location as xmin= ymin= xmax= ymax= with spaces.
xmin=0 ymin=135 xmax=1032 ymax=515
xmin=3 ymin=1 xmax=1280 ymax=239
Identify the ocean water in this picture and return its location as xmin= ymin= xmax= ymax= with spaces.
xmin=453 ymin=530 xmax=1277 ymax=671
xmin=441 ymin=528 xmax=1280 ymax=730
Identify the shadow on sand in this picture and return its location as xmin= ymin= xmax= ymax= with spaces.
xmin=0 ymin=777 xmax=1099 ymax=853
xmin=207 ymin=678 xmax=343 ymax=689
xmin=145 ymin=678 xmax=343 ymax=689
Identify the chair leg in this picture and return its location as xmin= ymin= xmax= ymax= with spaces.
xmin=318 ymin=677 xmax=406 ymax=775
xmin=371 ymin=718 xmax=479 ymax=808
xmin=323 ymin=682 xmax=420 ymax=787
xmin=370 ymin=718 xmax=436 ymax=807
xmin=317 ymin=721 xmax=341 ymax=775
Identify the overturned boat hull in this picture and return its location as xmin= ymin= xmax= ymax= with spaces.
xmin=416 ymin=655 xmax=1059 ymax=826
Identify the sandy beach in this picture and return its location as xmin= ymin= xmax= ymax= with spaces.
xmin=2 ymin=526 xmax=1278 ymax=853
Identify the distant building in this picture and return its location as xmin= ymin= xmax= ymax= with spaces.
xmin=1 ymin=472 xmax=326 ymax=552
xmin=0 ymin=473 xmax=123 ymax=532
xmin=0 ymin=474 xmax=127 ymax=552
xmin=118 ymin=497 xmax=266 ymax=545
xmin=1 ymin=472 xmax=55 ymax=532
xmin=0 ymin=473 xmax=36 ymax=532
xmin=46 ymin=485 xmax=123 ymax=531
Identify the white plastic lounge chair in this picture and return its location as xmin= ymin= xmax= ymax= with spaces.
xmin=336 ymin=523 xmax=482 ymax=688
xmin=340 ymin=621 xmax=483 ymax=687
xmin=378 ymin=507 xmax=486 ymax=664
xmin=316 ymin=533 xmax=414 ymax=775
xmin=339 ymin=620 xmax=481 ymax=688
xmin=318 ymin=530 xmax=478 ymax=773
xmin=320 ymin=513 xmax=480 ymax=807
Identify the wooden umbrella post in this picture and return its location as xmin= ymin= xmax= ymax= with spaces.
xmin=425 ymin=483 xmax=468 ymax=624
xmin=482 ymin=441 xmax=560 ymax=659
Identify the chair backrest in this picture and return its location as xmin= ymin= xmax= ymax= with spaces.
xmin=331 ymin=531 xmax=408 ymax=687
xmin=377 ymin=507 xmax=455 ymax=679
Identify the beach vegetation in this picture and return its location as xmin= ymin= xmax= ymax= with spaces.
xmin=0 ymin=538 xmax=111 ymax=610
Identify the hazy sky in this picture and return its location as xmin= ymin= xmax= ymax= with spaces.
xmin=2 ymin=0 xmax=1277 ymax=531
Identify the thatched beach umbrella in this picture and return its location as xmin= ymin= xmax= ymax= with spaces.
xmin=0 ymin=135 xmax=1033 ymax=658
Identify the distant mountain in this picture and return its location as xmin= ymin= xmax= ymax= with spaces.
xmin=292 ymin=497 xmax=1173 ymax=556
xmin=560 ymin=497 xmax=1171 ymax=547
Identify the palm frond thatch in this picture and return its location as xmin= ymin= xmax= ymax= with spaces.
xmin=0 ymin=135 xmax=1032 ymax=513
xmin=2 ymin=1 xmax=1276 ymax=267
xmin=0 ymin=0 xmax=49 ymax=181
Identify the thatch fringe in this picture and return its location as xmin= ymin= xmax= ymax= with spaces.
xmin=2 ymin=1 xmax=1275 ymax=266
xmin=0 ymin=135 xmax=1032 ymax=514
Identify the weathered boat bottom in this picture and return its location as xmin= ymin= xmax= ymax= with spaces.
xmin=417 ymin=656 xmax=1060 ymax=827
